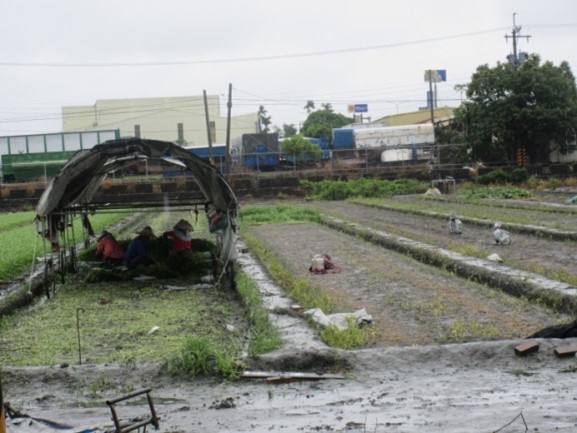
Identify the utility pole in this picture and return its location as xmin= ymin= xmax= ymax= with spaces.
xmin=505 ymin=13 xmax=531 ymax=68
xmin=225 ymin=83 xmax=232 ymax=175
xmin=427 ymin=70 xmax=438 ymax=165
xmin=505 ymin=13 xmax=531 ymax=166
xmin=427 ymin=71 xmax=435 ymax=126
xmin=203 ymin=90 xmax=213 ymax=164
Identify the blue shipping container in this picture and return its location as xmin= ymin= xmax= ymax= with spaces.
xmin=332 ymin=129 xmax=355 ymax=150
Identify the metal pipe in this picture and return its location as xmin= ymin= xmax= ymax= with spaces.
xmin=76 ymin=307 xmax=85 ymax=365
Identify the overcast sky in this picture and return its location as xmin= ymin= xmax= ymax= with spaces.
xmin=0 ymin=0 xmax=576 ymax=136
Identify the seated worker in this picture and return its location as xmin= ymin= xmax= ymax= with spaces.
xmin=493 ymin=222 xmax=511 ymax=245
xmin=95 ymin=230 xmax=125 ymax=266
xmin=448 ymin=213 xmax=463 ymax=235
xmin=163 ymin=219 xmax=193 ymax=253
xmin=125 ymin=226 xmax=156 ymax=268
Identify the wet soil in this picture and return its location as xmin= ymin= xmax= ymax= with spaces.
xmin=4 ymin=197 xmax=577 ymax=433
xmin=308 ymin=198 xmax=577 ymax=284
xmin=248 ymin=222 xmax=571 ymax=347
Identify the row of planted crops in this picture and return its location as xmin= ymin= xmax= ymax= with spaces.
xmin=0 ymin=211 xmax=130 ymax=283
xmin=0 ymin=207 xmax=267 ymax=375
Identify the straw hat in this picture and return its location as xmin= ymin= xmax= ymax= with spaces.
xmin=137 ymin=226 xmax=156 ymax=239
xmin=98 ymin=230 xmax=111 ymax=241
xmin=174 ymin=219 xmax=193 ymax=232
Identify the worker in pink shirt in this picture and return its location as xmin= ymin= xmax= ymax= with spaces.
xmin=95 ymin=230 xmax=125 ymax=266
xmin=164 ymin=219 xmax=193 ymax=253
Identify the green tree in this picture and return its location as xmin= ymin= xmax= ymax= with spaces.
xmin=453 ymin=54 xmax=577 ymax=164
xmin=304 ymin=100 xmax=315 ymax=114
xmin=282 ymin=123 xmax=297 ymax=138
xmin=272 ymin=123 xmax=298 ymax=138
xmin=301 ymin=105 xmax=353 ymax=145
xmin=281 ymin=134 xmax=323 ymax=162
xmin=258 ymin=105 xmax=272 ymax=133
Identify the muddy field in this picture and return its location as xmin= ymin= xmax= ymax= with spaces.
xmin=4 ymin=195 xmax=577 ymax=433
xmin=249 ymin=222 xmax=571 ymax=347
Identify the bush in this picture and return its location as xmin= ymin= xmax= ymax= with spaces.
xmin=465 ymin=186 xmax=532 ymax=200
xmin=510 ymin=167 xmax=529 ymax=184
xmin=168 ymin=335 xmax=243 ymax=379
xmin=475 ymin=169 xmax=510 ymax=185
xmin=301 ymin=177 xmax=427 ymax=200
xmin=475 ymin=167 xmax=529 ymax=186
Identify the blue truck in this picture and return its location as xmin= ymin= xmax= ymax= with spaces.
xmin=231 ymin=133 xmax=279 ymax=171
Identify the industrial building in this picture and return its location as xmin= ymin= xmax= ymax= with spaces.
xmin=61 ymin=95 xmax=260 ymax=146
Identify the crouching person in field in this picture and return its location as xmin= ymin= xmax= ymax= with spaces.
xmin=95 ymin=230 xmax=125 ymax=266
xmin=163 ymin=219 xmax=193 ymax=253
xmin=125 ymin=226 xmax=156 ymax=268
xmin=493 ymin=222 xmax=511 ymax=245
xmin=448 ymin=213 xmax=462 ymax=235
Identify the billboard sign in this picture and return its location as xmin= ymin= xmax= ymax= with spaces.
xmin=424 ymin=70 xmax=447 ymax=83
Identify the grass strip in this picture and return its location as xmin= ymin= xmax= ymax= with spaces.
xmin=236 ymin=272 xmax=282 ymax=355
xmin=0 ymin=275 xmax=247 ymax=370
xmin=0 ymin=212 xmax=132 ymax=282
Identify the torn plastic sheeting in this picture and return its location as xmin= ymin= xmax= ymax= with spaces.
xmin=36 ymin=138 xmax=238 ymax=217
xmin=304 ymin=308 xmax=372 ymax=330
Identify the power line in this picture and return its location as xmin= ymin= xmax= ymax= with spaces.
xmin=0 ymin=28 xmax=509 ymax=68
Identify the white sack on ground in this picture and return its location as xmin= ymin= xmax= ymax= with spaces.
xmin=304 ymin=308 xmax=372 ymax=330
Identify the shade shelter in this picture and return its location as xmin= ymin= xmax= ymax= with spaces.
xmin=34 ymin=137 xmax=238 ymax=293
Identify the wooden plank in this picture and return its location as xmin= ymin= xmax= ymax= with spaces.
xmin=242 ymin=371 xmax=345 ymax=381
xmin=514 ymin=340 xmax=540 ymax=356
xmin=554 ymin=344 xmax=577 ymax=358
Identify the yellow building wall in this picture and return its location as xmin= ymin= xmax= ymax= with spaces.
xmin=62 ymin=95 xmax=259 ymax=146
xmin=373 ymin=107 xmax=456 ymax=126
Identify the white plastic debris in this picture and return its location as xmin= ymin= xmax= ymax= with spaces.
xmin=424 ymin=187 xmax=442 ymax=195
xmin=201 ymin=275 xmax=214 ymax=283
xmin=161 ymin=285 xmax=188 ymax=291
xmin=148 ymin=325 xmax=160 ymax=334
xmin=190 ymin=283 xmax=213 ymax=289
xmin=487 ymin=253 xmax=502 ymax=262
xmin=133 ymin=275 xmax=157 ymax=282
xmin=303 ymin=308 xmax=373 ymax=330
